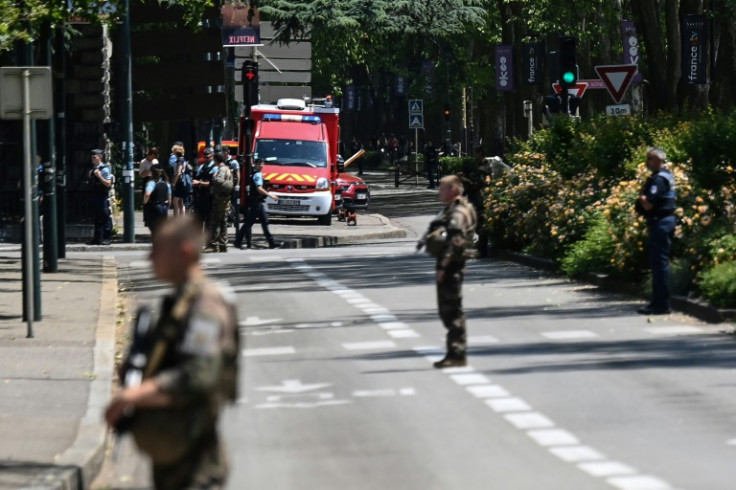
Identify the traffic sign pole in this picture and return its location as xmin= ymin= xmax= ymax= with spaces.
xmin=22 ymin=69 xmax=34 ymax=337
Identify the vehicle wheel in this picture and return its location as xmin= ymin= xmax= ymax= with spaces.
xmin=317 ymin=211 xmax=332 ymax=226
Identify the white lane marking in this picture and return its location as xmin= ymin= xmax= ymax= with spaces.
xmin=413 ymin=346 xmax=443 ymax=354
xmin=449 ymin=373 xmax=491 ymax=386
xmin=240 ymin=316 xmax=283 ymax=327
xmin=243 ymin=346 xmax=295 ymax=357
xmin=607 ymin=475 xmax=672 ymax=490
xmin=468 ymin=335 xmax=500 ymax=345
xmin=201 ymin=257 xmax=221 ymax=265
xmin=346 ymin=298 xmax=371 ymax=305
xmin=441 ymin=366 xmax=474 ymax=374
xmin=362 ymin=307 xmax=391 ymax=315
xmin=387 ymin=329 xmax=420 ymax=339
xmin=342 ymin=340 xmax=396 ymax=351
xmin=578 ymin=461 xmax=637 ymax=478
xmin=352 ymin=389 xmax=396 ymax=397
xmin=644 ymin=326 xmax=702 ymax=335
xmin=466 ymin=385 xmax=509 ymax=399
xmin=379 ymin=322 xmax=409 ymax=330
xmin=484 ymin=397 xmax=532 ymax=413
xmin=351 ymin=388 xmax=416 ymax=398
xmin=542 ymin=330 xmax=599 ymax=340
xmin=424 ymin=354 xmax=444 ymax=363
xmin=527 ymin=429 xmax=580 ymax=447
xmin=504 ymin=412 xmax=555 ymax=429
xmin=371 ymin=314 xmax=398 ymax=323
xmin=255 ymin=400 xmax=352 ymax=409
xmin=548 ymin=446 xmax=606 ymax=463
xmin=256 ymin=380 xmax=331 ymax=393
xmin=294 ymin=321 xmax=343 ymax=329
xmin=129 ymin=260 xmax=149 ymax=268
xmin=249 ymin=329 xmax=294 ymax=336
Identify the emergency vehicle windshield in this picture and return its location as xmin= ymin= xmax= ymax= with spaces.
xmin=254 ymin=139 xmax=328 ymax=168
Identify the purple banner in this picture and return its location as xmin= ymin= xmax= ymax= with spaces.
xmin=396 ymin=76 xmax=406 ymax=96
xmin=682 ymin=14 xmax=708 ymax=85
xmin=495 ymin=45 xmax=514 ymax=91
xmin=621 ymin=20 xmax=643 ymax=84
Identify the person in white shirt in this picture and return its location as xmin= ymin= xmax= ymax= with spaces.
xmin=139 ymin=147 xmax=159 ymax=191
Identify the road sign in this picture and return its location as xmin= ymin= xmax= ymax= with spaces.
xmin=0 ymin=67 xmax=53 ymax=120
xmin=552 ymin=82 xmax=589 ymax=98
xmin=594 ymin=64 xmax=638 ymax=103
xmin=408 ymin=99 xmax=423 ymax=114
xmin=409 ymin=114 xmax=424 ymax=129
xmin=606 ymin=104 xmax=631 ymax=117
xmin=578 ymin=79 xmax=607 ymax=90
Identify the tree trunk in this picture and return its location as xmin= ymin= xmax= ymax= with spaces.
xmin=632 ymin=0 xmax=670 ymax=112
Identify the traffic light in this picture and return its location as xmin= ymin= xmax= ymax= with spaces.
xmin=543 ymin=95 xmax=562 ymax=119
xmin=568 ymin=96 xmax=582 ymax=116
xmin=558 ymin=36 xmax=577 ymax=89
xmin=444 ymin=104 xmax=451 ymax=122
xmin=242 ymin=60 xmax=259 ymax=108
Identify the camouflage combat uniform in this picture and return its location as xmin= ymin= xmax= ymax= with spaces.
xmin=132 ymin=274 xmax=239 ymax=490
xmin=435 ymin=196 xmax=477 ymax=359
xmin=208 ymin=165 xmax=233 ymax=252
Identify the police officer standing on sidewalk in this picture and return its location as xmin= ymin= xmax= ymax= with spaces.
xmin=418 ymin=175 xmax=477 ymax=368
xmin=636 ymin=147 xmax=676 ymax=315
xmin=88 ymin=149 xmax=113 ymax=245
xmin=105 ymin=216 xmax=239 ymax=490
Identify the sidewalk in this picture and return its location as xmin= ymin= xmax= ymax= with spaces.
xmin=0 ymin=253 xmax=117 ymax=490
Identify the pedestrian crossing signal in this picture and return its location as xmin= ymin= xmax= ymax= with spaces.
xmin=444 ymin=105 xmax=451 ymax=122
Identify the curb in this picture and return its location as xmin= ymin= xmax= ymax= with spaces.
xmin=22 ymin=256 xmax=118 ymax=490
xmin=61 ymin=213 xmax=408 ymax=252
xmin=495 ymin=250 xmax=732 ymax=325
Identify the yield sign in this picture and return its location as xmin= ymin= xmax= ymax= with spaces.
xmin=552 ymin=82 xmax=589 ymax=98
xmin=594 ymin=64 xmax=638 ymax=104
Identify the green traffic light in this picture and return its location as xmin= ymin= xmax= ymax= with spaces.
xmin=562 ymin=71 xmax=575 ymax=84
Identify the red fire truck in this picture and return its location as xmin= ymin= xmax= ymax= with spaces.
xmin=238 ymin=97 xmax=341 ymax=225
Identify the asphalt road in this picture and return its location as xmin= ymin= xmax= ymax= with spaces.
xmin=93 ymin=185 xmax=736 ymax=490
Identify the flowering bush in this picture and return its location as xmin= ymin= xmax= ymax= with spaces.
xmin=486 ymin=111 xmax=736 ymax=307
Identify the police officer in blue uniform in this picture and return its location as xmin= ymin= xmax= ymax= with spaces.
xmin=88 ymin=149 xmax=113 ymax=245
xmin=234 ymin=159 xmax=280 ymax=249
xmin=636 ymin=147 xmax=676 ymax=315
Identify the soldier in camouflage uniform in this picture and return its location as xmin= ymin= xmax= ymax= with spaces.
xmin=420 ymin=175 xmax=477 ymax=368
xmin=105 ymin=216 xmax=239 ymax=490
xmin=205 ymin=153 xmax=234 ymax=253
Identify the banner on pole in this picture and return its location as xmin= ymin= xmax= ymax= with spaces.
xmin=522 ymin=42 xmax=544 ymax=86
xmin=620 ymin=20 xmax=643 ymax=84
xmin=495 ymin=45 xmax=514 ymax=92
xmin=681 ymin=14 xmax=707 ymax=85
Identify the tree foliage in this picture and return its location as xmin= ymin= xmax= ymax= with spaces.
xmin=0 ymin=0 xmax=217 ymax=54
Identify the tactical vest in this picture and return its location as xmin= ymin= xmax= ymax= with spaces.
xmin=149 ymin=179 xmax=169 ymax=204
xmin=424 ymin=197 xmax=477 ymax=260
xmin=249 ymin=171 xmax=265 ymax=203
xmin=652 ymin=169 xmax=676 ymax=215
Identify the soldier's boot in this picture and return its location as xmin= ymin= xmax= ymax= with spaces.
xmin=433 ymin=354 xmax=467 ymax=369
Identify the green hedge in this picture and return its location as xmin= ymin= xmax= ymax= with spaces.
xmin=486 ymin=109 xmax=736 ymax=308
